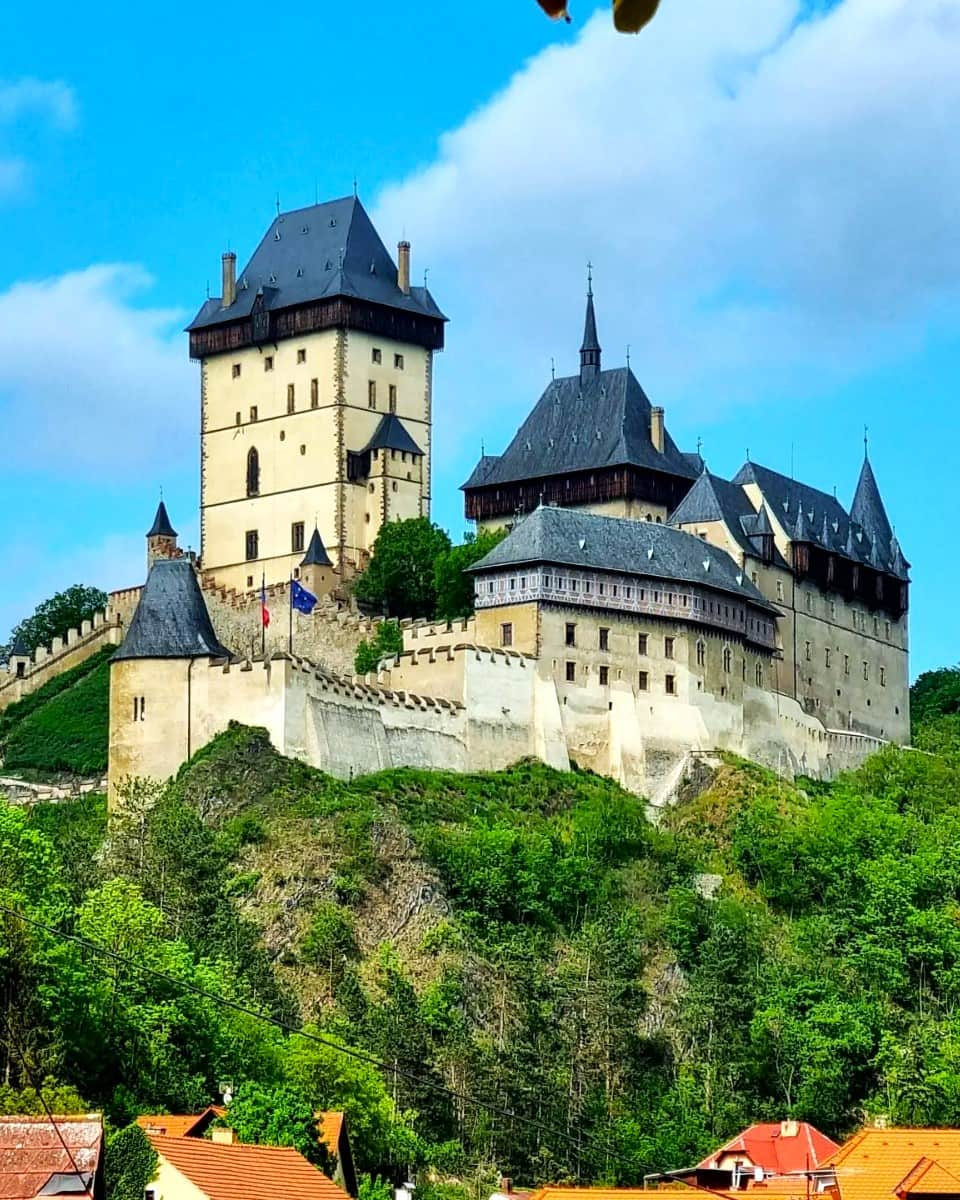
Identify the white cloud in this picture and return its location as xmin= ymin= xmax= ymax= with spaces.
xmin=0 ymin=265 xmax=194 ymax=470
xmin=0 ymin=78 xmax=77 ymax=130
xmin=375 ymin=0 xmax=960 ymax=443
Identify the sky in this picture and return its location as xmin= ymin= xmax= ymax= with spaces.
xmin=0 ymin=0 xmax=956 ymax=677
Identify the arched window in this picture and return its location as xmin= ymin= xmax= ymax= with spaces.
xmin=723 ymin=646 xmax=732 ymax=673
xmin=696 ymin=640 xmax=706 ymax=667
xmin=246 ymin=447 xmax=260 ymax=497
xmin=756 ymin=661 xmax=763 ymax=687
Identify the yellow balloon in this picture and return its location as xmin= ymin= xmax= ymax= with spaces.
xmin=612 ymin=0 xmax=661 ymax=32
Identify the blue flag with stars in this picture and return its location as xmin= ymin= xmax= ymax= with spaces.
xmin=291 ymin=579 xmax=318 ymax=615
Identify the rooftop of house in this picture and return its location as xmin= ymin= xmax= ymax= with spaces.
xmin=315 ymin=1113 xmax=344 ymax=1158
xmin=134 ymin=1107 xmax=225 ymax=1139
xmin=148 ymin=1134 xmax=350 ymax=1200
xmin=823 ymin=1128 xmax=960 ymax=1200
xmin=0 ymin=1115 xmax=102 ymax=1200
xmin=697 ymin=1121 xmax=840 ymax=1174
xmin=188 ymin=197 xmax=444 ymax=332
xmin=113 ymin=558 xmax=233 ymax=662
xmin=470 ymin=504 xmax=778 ymax=612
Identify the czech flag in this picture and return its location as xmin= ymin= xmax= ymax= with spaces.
xmin=260 ymin=576 xmax=271 ymax=628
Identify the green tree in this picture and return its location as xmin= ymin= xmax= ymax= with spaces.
xmin=104 ymin=1125 xmax=158 ymax=1200
xmin=226 ymin=1081 xmax=326 ymax=1163
xmin=354 ymin=519 xmax=451 ymax=618
xmin=6 ymin=585 xmax=107 ymax=658
xmin=354 ymin=621 xmax=404 ymax=676
xmin=301 ymin=902 xmax=359 ymax=989
xmin=433 ymin=529 xmax=508 ymax=621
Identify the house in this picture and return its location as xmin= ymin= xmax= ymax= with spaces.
xmin=820 ymin=1128 xmax=960 ymax=1200
xmin=316 ymin=1112 xmax=357 ymax=1198
xmin=144 ymin=1129 xmax=351 ymax=1200
xmin=0 ymin=1114 xmax=104 ymax=1200
xmin=697 ymin=1121 xmax=840 ymax=1184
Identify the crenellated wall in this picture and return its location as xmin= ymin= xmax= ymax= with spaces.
xmin=0 ymin=609 xmax=123 ymax=712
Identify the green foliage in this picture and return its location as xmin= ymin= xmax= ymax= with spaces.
xmin=6 ymin=585 xmax=108 ymax=658
xmin=433 ymin=528 xmax=508 ymax=621
xmin=0 ymin=644 xmax=115 ymax=744
xmin=2 ymin=649 xmax=112 ymax=774
xmin=355 ymin=620 xmax=404 ymax=675
xmin=227 ymin=1081 xmax=325 ymax=1163
xmin=105 ymin=1125 xmax=158 ymax=1200
xmin=911 ymin=665 xmax=960 ymax=731
xmin=301 ymin=902 xmax=358 ymax=983
xmin=354 ymin=518 xmax=451 ymax=618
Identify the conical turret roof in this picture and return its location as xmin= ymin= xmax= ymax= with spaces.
xmin=300 ymin=527 xmax=333 ymax=567
xmin=579 ymin=273 xmax=601 ymax=379
xmin=147 ymin=500 xmax=178 ymax=539
xmin=9 ymin=631 xmax=30 ymax=659
xmin=850 ymin=455 xmax=893 ymax=550
xmin=114 ymin=559 xmax=232 ymax=661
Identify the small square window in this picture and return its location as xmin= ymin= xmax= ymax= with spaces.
xmin=565 ymin=661 xmax=576 ymax=683
xmin=638 ymin=670 xmax=649 ymax=691
xmin=246 ymin=575 xmax=253 ymax=588
xmin=232 ymin=363 xmax=242 ymax=379
xmin=599 ymin=627 xmax=609 ymax=651
xmin=665 ymin=673 xmax=676 ymax=695
xmin=311 ymin=378 xmax=319 ymax=408
xmin=264 ymin=356 xmax=274 ymax=372
xmin=249 ymin=405 xmax=258 ymax=422
xmin=501 ymin=622 xmax=513 ymax=648
xmin=664 ymin=636 xmax=675 ymax=660
xmin=565 ymin=622 xmax=576 ymax=647
xmin=394 ymin=353 xmax=404 ymax=369
xmin=297 ymin=348 xmax=307 ymax=363
xmin=372 ymin=347 xmax=382 ymax=364
xmin=638 ymin=632 xmax=648 ymax=654
xmin=599 ymin=665 xmax=609 ymax=686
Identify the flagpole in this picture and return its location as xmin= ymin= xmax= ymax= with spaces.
xmin=261 ymin=573 xmax=266 ymax=658
xmin=289 ymin=574 xmax=294 ymax=655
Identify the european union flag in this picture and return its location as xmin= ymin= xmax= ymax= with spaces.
xmin=291 ymin=579 xmax=318 ymax=615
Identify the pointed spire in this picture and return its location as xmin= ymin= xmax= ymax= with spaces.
xmin=755 ymin=502 xmax=774 ymax=537
xmin=9 ymin=631 xmax=30 ymax=659
xmin=147 ymin=499 xmax=178 ymax=539
xmin=792 ymin=503 xmax=809 ymax=542
xmin=850 ymin=450 xmax=893 ymax=550
xmin=300 ymin=527 xmax=333 ymax=567
xmin=820 ymin=511 xmax=831 ymax=547
xmin=890 ymin=534 xmax=909 ymax=580
xmin=579 ymin=264 xmax=601 ymax=381
xmin=843 ymin=522 xmax=858 ymax=559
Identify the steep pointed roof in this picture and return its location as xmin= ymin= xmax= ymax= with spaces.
xmin=890 ymin=535 xmax=910 ymax=580
xmin=9 ymin=631 xmax=30 ymax=659
xmin=147 ymin=500 xmax=178 ymax=539
xmin=579 ymin=277 xmax=601 ymax=378
xmin=753 ymin=503 xmax=774 ymax=537
xmin=188 ymin=197 xmax=445 ymax=332
xmin=850 ymin=454 xmax=894 ymax=549
xmin=361 ymin=413 xmax=423 ymax=456
xmin=114 ymin=559 xmax=232 ymax=661
xmin=301 ymin=527 xmax=333 ymax=567
xmin=669 ymin=473 xmax=788 ymax=566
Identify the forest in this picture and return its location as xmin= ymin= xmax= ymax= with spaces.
xmin=0 ymin=665 xmax=958 ymax=1197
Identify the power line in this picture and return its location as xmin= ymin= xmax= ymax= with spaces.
xmin=0 ymin=904 xmax=639 ymax=1178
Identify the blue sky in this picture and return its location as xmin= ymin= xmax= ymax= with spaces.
xmin=0 ymin=0 xmax=956 ymax=677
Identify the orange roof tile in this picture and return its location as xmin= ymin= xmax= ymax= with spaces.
xmin=150 ymin=1134 xmax=351 ymax=1200
xmin=0 ymin=1115 xmax=102 ymax=1200
xmin=316 ymin=1114 xmax=344 ymax=1158
xmin=528 ymin=1189 xmax=651 ymax=1200
xmin=135 ymin=1108 xmax=226 ymax=1139
xmin=895 ymin=1158 xmax=960 ymax=1196
xmin=699 ymin=1124 xmax=840 ymax=1175
xmin=825 ymin=1129 xmax=960 ymax=1200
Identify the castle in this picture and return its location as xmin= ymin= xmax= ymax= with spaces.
xmin=0 ymin=198 xmax=910 ymax=805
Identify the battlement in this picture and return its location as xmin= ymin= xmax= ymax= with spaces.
xmin=0 ymin=609 xmax=121 ymax=712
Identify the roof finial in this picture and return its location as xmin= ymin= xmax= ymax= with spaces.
xmin=423 ymin=267 xmax=430 ymax=290
xmin=626 ymin=343 xmax=631 ymax=368
xmin=481 ymin=438 xmax=485 ymax=457
xmin=275 ymin=193 xmax=281 ymax=218
xmin=551 ymin=356 xmax=556 ymax=381
xmin=696 ymin=436 xmax=703 ymax=457
xmin=863 ymin=423 xmax=869 ymax=459
xmin=353 ymin=175 xmax=358 ymax=199
xmin=587 ymin=260 xmax=593 ymax=296
xmin=746 ymin=446 xmax=750 ymax=463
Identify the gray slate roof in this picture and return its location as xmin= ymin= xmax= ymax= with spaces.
xmin=9 ymin=631 xmax=30 ymax=658
xmin=668 ymin=471 xmax=790 ymax=569
xmin=470 ymin=505 xmax=776 ymax=611
xmin=300 ymin=527 xmax=333 ymax=567
xmin=732 ymin=460 xmax=907 ymax=578
xmin=850 ymin=455 xmax=894 ymax=550
xmin=188 ymin=196 xmax=445 ymax=331
xmin=463 ymin=367 xmax=699 ymax=490
xmin=146 ymin=500 xmax=178 ymax=539
xmin=461 ymin=454 xmax=501 ymax=490
xmin=114 ymin=559 xmax=233 ymax=661
xmin=362 ymin=413 xmax=424 ymax=456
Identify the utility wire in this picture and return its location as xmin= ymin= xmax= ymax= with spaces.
xmin=0 ymin=904 xmax=638 ymax=1178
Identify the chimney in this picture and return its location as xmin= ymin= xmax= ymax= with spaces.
xmin=211 ymin=1127 xmax=237 ymax=1146
xmin=650 ymin=407 xmax=665 ymax=453
xmin=500 ymin=1181 xmax=513 ymax=1195
xmin=780 ymin=1120 xmax=799 ymax=1138
xmin=397 ymin=240 xmax=411 ymax=295
xmin=221 ymin=252 xmax=237 ymax=308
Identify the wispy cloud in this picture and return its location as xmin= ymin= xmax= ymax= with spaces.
xmin=0 ymin=76 xmax=78 ymax=197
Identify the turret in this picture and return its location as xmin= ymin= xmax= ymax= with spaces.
xmin=299 ymin=526 xmax=335 ymax=598
xmin=7 ymin=631 xmax=30 ymax=680
xmin=579 ymin=268 xmax=601 ymax=382
xmin=146 ymin=500 xmax=179 ymax=569
xmin=850 ymin=450 xmax=893 ymax=551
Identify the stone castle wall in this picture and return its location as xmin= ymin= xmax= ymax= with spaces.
xmin=0 ymin=610 xmax=123 ymax=713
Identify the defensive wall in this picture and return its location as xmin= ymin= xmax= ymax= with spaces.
xmin=0 ymin=609 xmax=123 ymax=712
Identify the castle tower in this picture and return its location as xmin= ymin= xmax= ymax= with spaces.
xmin=146 ymin=499 xmax=179 ymax=568
xmin=299 ymin=525 xmax=335 ymax=598
xmin=7 ymin=632 xmax=31 ymax=680
xmin=187 ymin=197 xmax=446 ymax=593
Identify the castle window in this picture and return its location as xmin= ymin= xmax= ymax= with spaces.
xmin=311 ymin=378 xmax=319 ymax=408
xmin=245 ymin=529 xmax=259 ymax=561
xmin=723 ymin=646 xmax=732 ymax=673
xmin=742 ymin=658 xmax=747 ymax=681
xmin=297 ymin=348 xmax=307 ymax=364
xmin=264 ymin=356 xmax=274 ymax=372
xmin=776 ymin=580 xmax=784 ymax=601
xmin=488 ymin=581 xmax=495 ymax=594
xmin=232 ymin=363 xmax=242 ymax=379
xmin=825 ymin=648 xmax=831 ymax=668
xmin=565 ymin=661 xmax=576 ymax=682
xmin=565 ymin=623 xmax=576 ymax=647
xmin=638 ymin=670 xmax=649 ymax=691
xmin=668 ymin=592 xmax=675 ymax=605
xmin=752 ymin=571 xmax=758 ymax=585
xmin=696 ymin=640 xmax=705 ymax=667
xmin=756 ymin=661 xmax=763 ymax=687
xmin=885 ymin=621 xmax=891 ymax=640
xmin=249 ymin=405 xmax=258 ymax=422
xmin=16 ymin=662 xmax=25 ymax=679
xmin=247 ymin=575 xmax=253 ymax=588
xmin=520 ymin=577 xmax=526 ymax=589
xmin=599 ymin=665 xmax=609 ymax=686
xmin=501 ymin=622 xmax=513 ymax=648
xmin=392 ymin=481 xmax=398 ymax=492
xmin=236 ymin=411 xmax=241 ymax=425
xmin=368 ymin=381 xmax=377 ymax=409
xmin=625 ymin=587 xmax=632 ymax=599
xmin=287 ymin=383 xmax=295 ymax=413
xmin=805 ymin=641 xmax=811 ymax=661
xmin=611 ymin=584 xmax=617 ymax=597
xmin=372 ymin=347 xmax=382 ymax=364
xmin=246 ymin=447 xmax=260 ymax=497
xmin=863 ymin=661 xmax=869 ymax=681
xmin=291 ymin=522 xmax=305 ymax=553
xmin=880 ymin=666 xmax=886 ymax=687
xmin=394 ymin=353 xmax=404 ymax=369
xmin=665 ymin=673 xmax=676 ymax=695
xmin=389 ymin=385 xmax=397 ymax=413
xmin=571 ymin=578 xmax=578 ymax=592
xmin=509 ymin=577 xmax=516 ymax=590
xmin=844 ymin=654 xmax=850 ymax=675
xmin=544 ymin=574 xmax=552 ymax=587
xmin=599 ymin=627 xmax=609 ymax=651
xmin=664 ymin=636 xmax=675 ymax=660
xmin=638 ymin=633 xmax=648 ymax=655
xmin=365 ymin=513 xmax=371 ymax=523
xmin=300 ymin=445 xmax=306 ymax=455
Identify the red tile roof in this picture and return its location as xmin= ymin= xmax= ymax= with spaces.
xmin=825 ymin=1129 xmax=960 ymax=1200
xmin=134 ymin=1108 xmax=226 ymax=1139
xmin=149 ymin=1134 xmax=351 ymax=1200
xmin=528 ymin=1189 xmax=651 ymax=1200
xmin=699 ymin=1123 xmax=840 ymax=1175
xmin=0 ymin=1116 xmax=102 ymax=1200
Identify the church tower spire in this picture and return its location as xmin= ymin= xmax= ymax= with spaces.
xmin=579 ymin=265 xmax=601 ymax=381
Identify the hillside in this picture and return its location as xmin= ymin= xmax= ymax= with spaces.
xmin=0 ymin=668 xmax=958 ymax=1193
